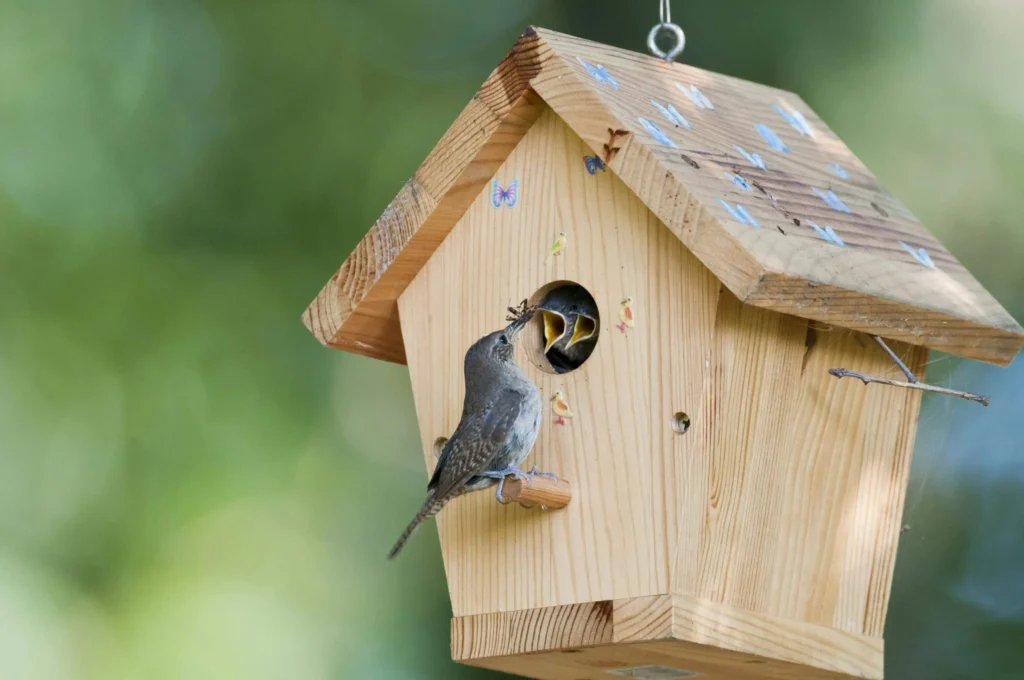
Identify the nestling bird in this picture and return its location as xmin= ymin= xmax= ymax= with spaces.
xmin=388 ymin=302 xmax=548 ymax=559
xmin=538 ymin=284 xmax=599 ymax=373
xmin=551 ymin=390 xmax=573 ymax=426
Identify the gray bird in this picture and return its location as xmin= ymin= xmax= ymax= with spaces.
xmin=387 ymin=302 xmax=548 ymax=559
xmin=538 ymin=285 xmax=599 ymax=374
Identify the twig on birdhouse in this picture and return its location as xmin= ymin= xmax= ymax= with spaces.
xmin=872 ymin=335 xmax=917 ymax=383
xmin=829 ymin=336 xmax=990 ymax=406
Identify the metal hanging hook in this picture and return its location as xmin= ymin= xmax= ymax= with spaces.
xmin=648 ymin=0 xmax=686 ymax=62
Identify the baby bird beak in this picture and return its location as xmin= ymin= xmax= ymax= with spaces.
xmin=541 ymin=309 xmax=568 ymax=353
xmin=566 ymin=314 xmax=597 ymax=348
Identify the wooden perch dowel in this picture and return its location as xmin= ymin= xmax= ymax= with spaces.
xmin=499 ymin=475 xmax=572 ymax=509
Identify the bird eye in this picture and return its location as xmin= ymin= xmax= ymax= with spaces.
xmin=499 ymin=335 xmax=509 ymax=345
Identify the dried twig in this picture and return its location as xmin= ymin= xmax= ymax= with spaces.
xmin=872 ymin=336 xmax=917 ymax=383
xmin=829 ymin=335 xmax=990 ymax=406
xmin=828 ymin=368 xmax=990 ymax=407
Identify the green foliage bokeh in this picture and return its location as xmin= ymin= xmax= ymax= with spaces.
xmin=1 ymin=1 xmax=1022 ymax=678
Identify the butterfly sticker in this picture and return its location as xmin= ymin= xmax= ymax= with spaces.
xmin=676 ymin=83 xmax=715 ymax=110
xmin=584 ymin=155 xmax=606 ymax=175
xmin=899 ymin=241 xmax=936 ymax=268
xmin=772 ymin=103 xmax=815 ymax=137
xmin=734 ymin=145 xmax=766 ymax=171
xmin=651 ymin=99 xmax=691 ymax=129
xmin=813 ymin=187 xmax=852 ymax=214
xmin=718 ymin=199 xmax=760 ymax=228
xmin=638 ymin=117 xmax=679 ymax=149
xmin=577 ymin=56 xmax=619 ymax=89
xmin=491 ymin=179 xmax=519 ymax=208
xmin=808 ymin=221 xmax=845 ymax=247
xmin=755 ymin=123 xmax=791 ymax=153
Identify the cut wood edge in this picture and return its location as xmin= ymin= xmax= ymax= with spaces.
xmin=498 ymin=474 xmax=572 ymax=509
xmin=451 ymin=593 xmax=882 ymax=680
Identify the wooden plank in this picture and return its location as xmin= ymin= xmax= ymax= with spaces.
xmin=307 ymin=26 xmax=1023 ymax=365
xmin=451 ymin=600 xmax=613 ymax=661
xmin=672 ymin=594 xmax=883 ymax=679
xmin=397 ymin=107 xmax=720 ymax=616
xmin=672 ymin=290 xmax=925 ymax=641
xmin=527 ymin=28 xmax=1022 ymax=365
xmin=613 ymin=594 xmax=674 ymax=643
xmin=454 ymin=594 xmax=880 ymax=679
xmin=303 ymin=31 xmax=549 ymax=362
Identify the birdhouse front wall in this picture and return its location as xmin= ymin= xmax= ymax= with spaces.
xmin=398 ymin=104 xmax=718 ymax=616
xmin=398 ymin=105 xmax=925 ymax=677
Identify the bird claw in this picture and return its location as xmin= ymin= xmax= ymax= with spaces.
xmin=527 ymin=466 xmax=558 ymax=483
xmin=484 ymin=465 xmax=533 ymax=503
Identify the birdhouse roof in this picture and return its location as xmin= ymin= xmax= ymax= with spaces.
xmin=303 ymin=27 xmax=1023 ymax=366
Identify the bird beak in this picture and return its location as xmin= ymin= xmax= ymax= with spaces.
xmin=566 ymin=314 xmax=597 ymax=348
xmin=504 ymin=305 xmax=536 ymax=341
xmin=541 ymin=309 xmax=568 ymax=353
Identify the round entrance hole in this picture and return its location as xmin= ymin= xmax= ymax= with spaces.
xmin=433 ymin=437 xmax=448 ymax=459
xmin=671 ymin=412 xmax=691 ymax=434
xmin=523 ymin=281 xmax=600 ymax=375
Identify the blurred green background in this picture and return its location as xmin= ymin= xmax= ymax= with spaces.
xmin=2 ymin=1 xmax=1023 ymax=678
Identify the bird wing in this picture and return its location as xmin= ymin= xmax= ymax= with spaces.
xmin=427 ymin=389 xmax=524 ymax=503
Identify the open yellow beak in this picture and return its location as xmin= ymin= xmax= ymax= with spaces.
xmin=566 ymin=314 xmax=597 ymax=348
xmin=542 ymin=310 xmax=567 ymax=353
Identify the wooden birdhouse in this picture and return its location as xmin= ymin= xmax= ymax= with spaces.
xmin=303 ymin=28 xmax=1023 ymax=680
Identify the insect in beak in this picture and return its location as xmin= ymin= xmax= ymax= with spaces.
xmin=541 ymin=309 xmax=568 ymax=353
xmin=504 ymin=301 xmax=536 ymax=341
xmin=565 ymin=314 xmax=597 ymax=348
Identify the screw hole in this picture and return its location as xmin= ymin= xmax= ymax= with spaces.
xmin=671 ymin=412 xmax=690 ymax=434
xmin=433 ymin=437 xmax=448 ymax=459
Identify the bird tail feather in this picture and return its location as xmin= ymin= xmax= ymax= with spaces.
xmin=387 ymin=494 xmax=447 ymax=560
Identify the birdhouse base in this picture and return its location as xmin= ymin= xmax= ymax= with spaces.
xmin=452 ymin=594 xmax=881 ymax=680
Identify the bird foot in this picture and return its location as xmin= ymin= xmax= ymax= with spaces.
xmin=483 ymin=465 xmax=533 ymax=503
xmin=527 ymin=466 xmax=558 ymax=483
xmin=554 ymin=416 xmax=566 ymax=425
xmin=616 ymin=322 xmax=627 ymax=333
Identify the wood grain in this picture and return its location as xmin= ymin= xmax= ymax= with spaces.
xmin=398 ymin=107 xmax=720 ymax=617
xmin=500 ymin=475 xmax=572 ymax=510
xmin=307 ymin=26 xmax=1022 ymax=365
xmin=454 ymin=593 xmax=881 ymax=679
xmin=451 ymin=600 xmax=613 ymax=661
xmin=302 ymin=31 xmax=549 ymax=363
xmin=399 ymin=109 xmax=916 ymax=678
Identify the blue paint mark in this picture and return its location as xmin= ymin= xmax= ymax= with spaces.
xmin=899 ymin=241 xmax=936 ymax=268
xmin=808 ymin=221 xmax=845 ymax=247
xmin=828 ymin=164 xmax=850 ymax=180
xmin=772 ymin=103 xmax=815 ymax=137
xmin=651 ymin=99 xmax=691 ymax=129
xmin=577 ymin=56 xmax=620 ymax=89
xmin=676 ymin=83 xmax=715 ymax=110
xmin=755 ymin=124 xmax=791 ymax=153
xmin=718 ymin=199 xmax=760 ymax=228
xmin=725 ymin=172 xmax=752 ymax=191
xmin=638 ymin=117 xmax=678 ymax=148
xmin=734 ymin=145 xmax=767 ymax=170
xmin=813 ymin=187 xmax=852 ymax=213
